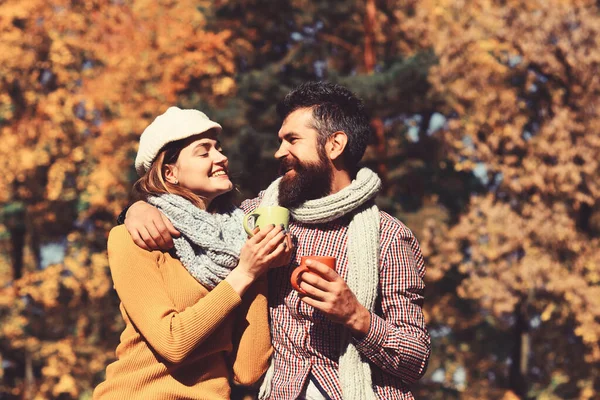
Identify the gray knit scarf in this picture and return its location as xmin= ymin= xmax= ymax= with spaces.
xmin=259 ymin=168 xmax=381 ymax=400
xmin=148 ymin=194 xmax=247 ymax=290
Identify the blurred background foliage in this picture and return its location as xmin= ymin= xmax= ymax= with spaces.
xmin=0 ymin=0 xmax=599 ymax=399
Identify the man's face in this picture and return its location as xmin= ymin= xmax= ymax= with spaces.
xmin=275 ymin=108 xmax=332 ymax=208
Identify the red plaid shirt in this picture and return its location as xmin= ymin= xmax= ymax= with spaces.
xmin=241 ymin=195 xmax=430 ymax=400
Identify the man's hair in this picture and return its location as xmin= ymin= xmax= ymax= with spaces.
xmin=276 ymin=81 xmax=372 ymax=170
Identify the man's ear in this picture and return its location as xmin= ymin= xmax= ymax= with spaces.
xmin=327 ymin=131 xmax=348 ymax=161
xmin=163 ymin=164 xmax=179 ymax=185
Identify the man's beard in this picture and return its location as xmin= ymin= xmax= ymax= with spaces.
xmin=278 ymin=154 xmax=333 ymax=209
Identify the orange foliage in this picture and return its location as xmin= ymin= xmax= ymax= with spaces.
xmin=0 ymin=0 xmax=236 ymax=397
xmin=409 ymin=0 xmax=600 ymax=397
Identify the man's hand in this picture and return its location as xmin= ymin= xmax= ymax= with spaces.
xmin=298 ymin=259 xmax=371 ymax=339
xmin=124 ymin=201 xmax=180 ymax=251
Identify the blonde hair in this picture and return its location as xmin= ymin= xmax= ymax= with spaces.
xmin=132 ymin=137 xmax=234 ymax=213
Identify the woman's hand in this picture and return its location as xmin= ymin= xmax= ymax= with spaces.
xmin=226 ymin=224 xmax=291 ymax=295
xmin=238 ymin=224 xmax=289 ymax=279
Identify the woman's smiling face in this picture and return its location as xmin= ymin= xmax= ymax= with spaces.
xmin=164 ymin=129 xmax=232 ymax=206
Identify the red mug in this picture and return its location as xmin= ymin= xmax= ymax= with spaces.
xmin=290 ymin=256 xmax=337 ymax=294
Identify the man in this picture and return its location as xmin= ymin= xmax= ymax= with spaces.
xmin=124 ymin=82 xmax=430 ymax=399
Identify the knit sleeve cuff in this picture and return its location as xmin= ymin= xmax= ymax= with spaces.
xmin=185 ymin=279 xmax=243 ymax=328
xmin=352 ymin=312 xmax=388 ymax=358
xmin=209 ymin=280 xmax=243 ymax=307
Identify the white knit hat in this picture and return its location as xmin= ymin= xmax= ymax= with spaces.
xmin=134 ymin=106 xmax=222 ymax=176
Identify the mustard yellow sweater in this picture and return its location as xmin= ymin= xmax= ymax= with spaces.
xmin=93 ymin=226 xmax=272 ymax=400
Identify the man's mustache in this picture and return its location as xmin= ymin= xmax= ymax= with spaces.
xmin=278 ymin=157 xmax=300 ymax=176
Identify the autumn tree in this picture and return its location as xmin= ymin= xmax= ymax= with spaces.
xmin=406 ymin=0 xmax=600 ymax=398
xmin=0 ymin=0 xmax=236 ymax=397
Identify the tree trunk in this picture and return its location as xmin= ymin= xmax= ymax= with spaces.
xmin=509 ymin=303 xmax=530 ymax=398
xmin=23 ymin=349 xmax=34 ymax=400
xmin=364 ymin=0 xmax=388 ymax=192
xmin=10 ymin=226 xmax=25 ymax=280
xmin=371 ymin=118 xmax=388 ymax=191
xmin=364 ymin=0 xmax=376 ymax=73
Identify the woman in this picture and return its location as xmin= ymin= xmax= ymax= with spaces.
xmin=94 ymin=107 xmax=289 ymax=399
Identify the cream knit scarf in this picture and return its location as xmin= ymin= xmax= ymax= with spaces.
xmin=259 ymin=168 xmax=381 ymax=400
